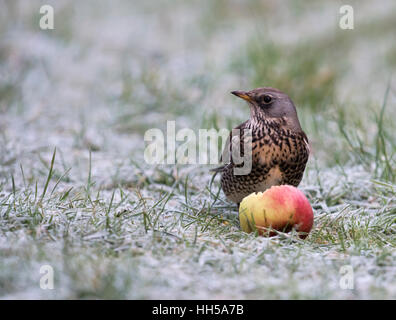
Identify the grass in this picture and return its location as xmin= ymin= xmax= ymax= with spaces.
xmin=0 ymin=0 xmax=395 ymax=299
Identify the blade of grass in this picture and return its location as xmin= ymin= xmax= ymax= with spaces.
xmin=40 ymin=148 xmax=56 ymax=203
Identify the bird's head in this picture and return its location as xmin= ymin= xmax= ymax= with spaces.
xmin=231 ymin=87 xmax=302 ymax=132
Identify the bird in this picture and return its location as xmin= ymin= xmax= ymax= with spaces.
xmin=212 ymin=87 xmax=310 ymax=205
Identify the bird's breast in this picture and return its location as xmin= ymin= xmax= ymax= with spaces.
xmin=255 ymin=165 xmax=283 ymax=190
xmin=253 ymin=142 xmax=281 ymax=166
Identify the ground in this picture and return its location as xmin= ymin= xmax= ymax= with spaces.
xmin=0 ymin=0 xmax=395 ymax=299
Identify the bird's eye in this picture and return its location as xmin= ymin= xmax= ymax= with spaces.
xmin=263 ymin=95 xmax=272 ymax=104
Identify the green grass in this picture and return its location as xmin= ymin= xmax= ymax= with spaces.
xmin=0 ymin=0 xmax=395 ymax=299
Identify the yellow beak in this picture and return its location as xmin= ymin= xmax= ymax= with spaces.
xmin=231 ymin=90 xmax=252 ymax=102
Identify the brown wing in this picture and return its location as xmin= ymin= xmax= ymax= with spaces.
xmin=301 ymin=131 xmax=311 ymax=156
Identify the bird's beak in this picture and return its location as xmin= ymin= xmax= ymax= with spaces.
xmin=231 ymin=90 xmax=252 ymax=102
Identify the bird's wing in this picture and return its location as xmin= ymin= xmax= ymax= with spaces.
xmin=210 ymin=121 xmax=248 ymax=173
xmin=301 ymin=131 xmax=311 ymax=156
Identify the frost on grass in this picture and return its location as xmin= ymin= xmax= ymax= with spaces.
xmin=0 ymin=0 xmax=395 ymax=299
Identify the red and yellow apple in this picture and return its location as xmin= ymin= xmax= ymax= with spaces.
xmin=239 ymin=185 xmax=313 ymax=238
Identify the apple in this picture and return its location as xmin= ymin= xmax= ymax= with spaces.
xmin=239 ymin=185 xmax=313 ymax=238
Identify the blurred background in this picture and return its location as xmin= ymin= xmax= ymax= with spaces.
xmin=1 ymin=0 xmax=395 ymax=169
xmin=0 ymin=0 xmax=395 ymax=299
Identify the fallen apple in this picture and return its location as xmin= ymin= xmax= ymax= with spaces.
xmin=239 ymin=185 xmax=313 ymax=238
